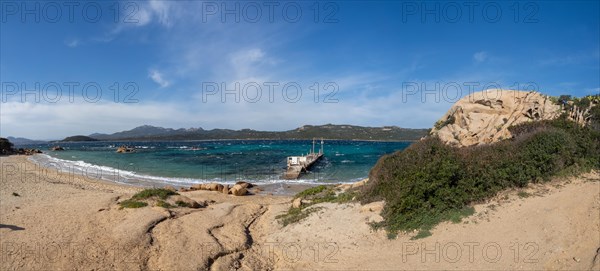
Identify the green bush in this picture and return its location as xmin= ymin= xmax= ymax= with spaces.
xmin=0 ymin=138 xmax=14 ymax=155
xmin=362 ymin=117 xmax=599 ymax=238
xmin=156 ymin=200 xmax=174 ymax=208
xmin=175 ymin=200 xmax=191 ymax=207
xmin=132 ymin=188 xmax=178 ymax=200
xmin=295 ymin=185 xmax=329 ymax=198
xmin=119 ymin=199 xmax=148 ymax=208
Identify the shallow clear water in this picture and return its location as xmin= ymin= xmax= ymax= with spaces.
xmin=21 ymin=140 xmax=411 ymax=187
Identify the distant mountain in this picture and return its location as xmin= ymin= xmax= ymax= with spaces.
xmin=6 ymin=136 xmax=47 ymax=145
xmin=61 ymin=135 xmax=99 ymax=142
xmin=86 ymin=124 xmax=429 ymax=141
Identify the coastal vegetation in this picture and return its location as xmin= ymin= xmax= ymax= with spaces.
xmin=276 ymin=185 xmax=358 ymax=226
xmin=0 ymin=137 xmax=42 ymax=155
xmin=131 ymin=188 xmax=178 ymax=200
xmin=0 ymin=137 xmax=14 ymax=154
xmin=119 ymin=199 xmax=148 ymax=208
xmin=360 ymin=95 xmax=600 ymax=238
xmin=61 ymin=135 xmax=98 ymax=142
xmin=119 ymin=188 xmax=203 ymax=209
xmin=86 ymin=124 xmax=429 ymax=141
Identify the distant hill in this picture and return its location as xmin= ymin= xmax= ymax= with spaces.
xmin=87 ymin=124 xmax=429 ymax=141
xmin=6 ymin=136 xmax=47 ymax=145
xmin=61 ymin=135 xmax=99 ymax=142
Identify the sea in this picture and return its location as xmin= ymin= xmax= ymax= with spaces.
xmin=19 ymin=140 xmax=411 ymax=188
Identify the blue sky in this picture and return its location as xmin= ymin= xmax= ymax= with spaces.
xmin=1 ymin=0 xmax=599 ymax=139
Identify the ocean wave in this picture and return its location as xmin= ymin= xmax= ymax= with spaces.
xmin=27 ymin=154 xmax=357 ymax=187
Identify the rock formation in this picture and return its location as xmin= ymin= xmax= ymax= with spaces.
xmin=184 ymin=182 xmax=255 ymax=196
xmin=116 ymin=145 xmax=135 ymax=153
xmin=430 ymin=89 xmax=565 ymax=147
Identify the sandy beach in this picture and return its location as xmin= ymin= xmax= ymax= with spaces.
xmin=1 ymin=155 xmax=599 ymax=270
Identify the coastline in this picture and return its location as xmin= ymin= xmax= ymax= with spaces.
xmin=26 ymin=153 xmax=346 ymax=195
xmin=1 ymin=154 xmax=599 ymax=270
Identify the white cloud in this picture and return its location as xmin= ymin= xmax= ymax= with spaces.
xmin=65 ymin=39 xmax=80 ymax=48
xmin=473 ymin=51 xmax=488 ymax=63
xmin=148 ymin=0 xmax=172 ymax=26
xmin=0 ymin=101 xmax=192 ymax=139
xmin=149 ymin=69 xmax=170 ymax=88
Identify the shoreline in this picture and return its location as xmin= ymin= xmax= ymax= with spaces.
xmin=22 ymin=154 xmax=319 ymax=197
xmin=1 ymin=154 xmax=598 ymax=270
xmin=26 ymin=152 xmax=365 ymax=195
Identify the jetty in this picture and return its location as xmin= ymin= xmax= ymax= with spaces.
xmin=284 ymin=139 xmax=324 ymax=179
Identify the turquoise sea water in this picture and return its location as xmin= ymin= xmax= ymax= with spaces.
xmin=23 ymin=140 xmax=411 ymax=187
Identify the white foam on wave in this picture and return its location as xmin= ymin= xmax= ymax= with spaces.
xmin=28 ymin=154 xmax=357 ymax=187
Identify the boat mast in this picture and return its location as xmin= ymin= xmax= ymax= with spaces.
xmin=312 ymin=138 xmax=315 ymax=155
xmin=320 ymin=138 xmax=324 ymax=155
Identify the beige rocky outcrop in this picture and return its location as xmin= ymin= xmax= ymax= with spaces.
xmin=188 ymin=182 xmax=254 ymax=196
xmin=229 ymin=184 xmax=247 ymax=196
xmin=235 ymin=181 xmax=253 ymax=189
xmin=205 ymin=183 xmax=223 ymax=192
xmin=292 ymin=197 xmax=302 ymax=208
xmin=430 ymin=89 xmax=563 ymax=147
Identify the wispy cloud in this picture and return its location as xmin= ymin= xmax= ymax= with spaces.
xmin=473 ymin=51 xmax=488 ymax=63
xmin=149 ymin=69 xmax=170 ymax=88
xmin=0 ymin=100 xmax=192 ymax=139
xmin=97 ymin=0 xmax=176 ymax=42
xmin=538 ymin=50 xmax=600 ymax=67
xmin=65 ymin=38 xmax=80 ymax=48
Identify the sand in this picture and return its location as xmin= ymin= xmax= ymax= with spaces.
xmin=1 ymin=155 xmax=599 ymax=270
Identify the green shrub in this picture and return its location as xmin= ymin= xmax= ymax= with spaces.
xmin=434 ymin=115 xmax=456 ymax=130
xmin=132 ymin=188 xmax=178 ymax=200
xmin=156 ymin=200 xmax=174 ymax=208
xmin=362 ymin=117 xmax=599 ymax=238
xmin=295 ymin=185 xmax=329 ymax=198
xmin=517 ymin=191 xmax=530 ymax=198
xmin=277 ymin=186 xmax=358 ymax=226
xmin=175 ymin=200 xmax=191 ymax=207
xmin=120 ymin=199 xmax=148 ymax=208
xmin=276 ymin=206 xmax=323 ymax=226
xmin=0 ymin=138 xmax=14 ymax=155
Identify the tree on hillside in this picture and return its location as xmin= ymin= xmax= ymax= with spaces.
xmin=0 ymin=137 xmax=14 ymax=154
